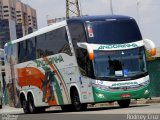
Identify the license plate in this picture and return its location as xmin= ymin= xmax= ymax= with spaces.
xmin=121 ymin=94 xmax=131 ymax=98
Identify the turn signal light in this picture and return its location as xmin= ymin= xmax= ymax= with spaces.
xmin=89 ymin=53 xmax=94 ymax=60
xmin=150 ymin=48 xmax=156 ymax=56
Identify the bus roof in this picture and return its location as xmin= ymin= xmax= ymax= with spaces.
xmin=4 ymin=20 xmax=67 ymax=47
xmin=67 ymin=15 xmax=133 ymax=23
xmin=5 ymin=15 xmax=134 ymax=47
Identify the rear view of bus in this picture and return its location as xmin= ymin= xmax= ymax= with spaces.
xmin=67 ymin=15 xmax=156 ymax=108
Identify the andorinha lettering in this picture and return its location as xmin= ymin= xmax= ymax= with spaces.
xmin=34 ymin=55 xmax=64 ymax=67
xmin=98 ymin=43 xmax=138 ymax=50
xmin=112 ymin=81 xmax=138 ymax=87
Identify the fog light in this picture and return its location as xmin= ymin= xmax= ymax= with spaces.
xmin=96 ymin=93 xmax=105 ymax=99
xmin=144 ymin=90 xmax=149 ymax=95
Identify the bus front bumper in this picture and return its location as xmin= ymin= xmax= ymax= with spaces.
xmin=92 ymin=85 xmax=150 ymax=103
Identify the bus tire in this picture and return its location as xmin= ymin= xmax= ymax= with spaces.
xmin=21 ymin=98 xmax=30 ymax=114
xmin=0 ymin=97 xmax=2 ymax=109
xmin=71 ymin=89 xmax=87 ymax=111
xmin=28 ymin=94 xmax=36 ymax=114
xmin=61 ymin=105 xmax=73 ymax=112
xmin=36 ymin=107 xmax=46 ymax=113
xmin=117 ymin=99 xmax=131 ymax=108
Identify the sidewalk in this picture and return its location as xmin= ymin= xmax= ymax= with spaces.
xmin=0 ymin=97 xmax=160 ymax=114
xmin=0 ymin=105 xmax=23 ymax=114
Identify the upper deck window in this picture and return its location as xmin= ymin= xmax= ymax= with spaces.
xmin=86 ymin=19 xmax=142 ymax=44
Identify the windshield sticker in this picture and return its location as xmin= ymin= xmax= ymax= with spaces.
xmin=115 ymin=70 xmax=123 ymax=76
xmin=123 ymin=69 xmax=129 ymax=77
xmin=87 ymin=26 xmax=94 ymax=38
xmin=98 ymin=43 xmax=138 ymax=50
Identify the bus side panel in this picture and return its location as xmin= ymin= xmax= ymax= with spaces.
xmin=79 ymin=76 xmax=94 ymax=103
xmin=15 ymin=53 xmax=78 ymax=107
xmin=15 ymin=60 xmax=58 ymax=107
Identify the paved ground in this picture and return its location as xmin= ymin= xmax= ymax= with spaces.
xmin=0 ymin=104 xmax=160 ymax=120
xmin=0 ymin=98 xmax=160 ymax=120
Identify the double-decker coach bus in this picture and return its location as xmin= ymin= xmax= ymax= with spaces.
xmin=4 ymin=15 xmax=156 ymax=113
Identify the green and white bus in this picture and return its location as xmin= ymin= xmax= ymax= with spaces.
xmin=4 ymin=15 xmax=156 ymax=113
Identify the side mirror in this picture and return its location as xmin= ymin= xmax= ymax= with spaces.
xmin=143 ymin=39 xmax=156 ymax=56
xmin=77 ymin=42 xmax=94 ymax=60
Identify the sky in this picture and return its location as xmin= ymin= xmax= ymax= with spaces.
xmin=22 ymin=0 xmax=160 ymax=48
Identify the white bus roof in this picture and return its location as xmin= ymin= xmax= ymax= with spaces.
xmin=4 ymin=20 xmax=67 ymax=47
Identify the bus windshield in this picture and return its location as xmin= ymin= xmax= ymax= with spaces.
xmin=86 ymin=19 xmax=142 ymax=44
xmin=93 ymin=47 xmax=147 ymax=79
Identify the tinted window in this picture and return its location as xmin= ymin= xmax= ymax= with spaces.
xmin=18 ymin=27 xmax=71 ymax=63
xmin=36 ymin=34 xmax=46 ymax=58
xmin=26 ymin=37 xmax=36 ymax=61
xmin=86 ymin=19 xmax=142 ymax=44
xmin=18 ymin=41 xmax=27 ymax=63
xmin=36 ymin=27 xmax=71 ymax=58
xmin=18 ymin=38 xmax=36 ymax=63
xmin=68 ymin=23 xmax=93 ymax=76
xmin=68 ymin=23 xmax=87 ymax=43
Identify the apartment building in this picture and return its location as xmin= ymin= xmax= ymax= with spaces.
xmin=0 ymin=0 xmax=37 ymax=48
xmin=16 ymin=0 xmax=37 ymax=38
xmin=1 ymin=0 xmax=16 ymax=20
xmin=0 ymin=0 xmax=16 ymax=48
xmin=0 ymin=0 xmax=2 ymax=19
xmin=47 ymin=17 xmax=66 ymax=26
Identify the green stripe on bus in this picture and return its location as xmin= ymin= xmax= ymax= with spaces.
xmin=54 ymin=64 xmax=69 ymax=103
xmin=52 ymin=75 xmax=64 ymax=105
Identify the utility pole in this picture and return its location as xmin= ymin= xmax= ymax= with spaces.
xmin=66 ymin=0 xmax=81 ymax=18
xmin=137 ymin=0 xmax=140 ymax=25
xmin=110 ymin=0 xmax=114 ymax=15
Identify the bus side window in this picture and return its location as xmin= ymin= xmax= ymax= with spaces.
xmin=26 ymin=37 xmax=36 ymax=61
xmin=57 ymin=28 xmax=72 ymax=56
xmin=68 ymin=22 xmax=91 ymax=76
xmin=36 ymin=34 xmax=46 ymax=58
xmin=18 ymin=41 xmax=27 ymax=63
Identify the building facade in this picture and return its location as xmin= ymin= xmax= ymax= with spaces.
xmin=0 ymin=19 xmax=16 ymax=48
xmin=0 ymin=0 xmax=37 ymax=48
xmin=16 ymin=0 xmax=37 ymax=38
xmin=0 ymin=0 xmax=37 ymax=107
xmin=47 ymin=17 xmax=66 ymax=26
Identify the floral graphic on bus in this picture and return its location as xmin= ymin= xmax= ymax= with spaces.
xmin=17 ymin=65 xmax=64 ymax=105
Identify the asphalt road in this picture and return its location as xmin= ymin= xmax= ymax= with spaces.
xmin=2 ymin=104 xmax=160 ymax=120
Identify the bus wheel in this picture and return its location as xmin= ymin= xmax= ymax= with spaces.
xmin=71 ymin=90 xmax=87 ymax=111
xmin=28 ymin=95 xmax=36 ymax=113
xmin=36 ymin=107 xmax=46 ymax=113
xmin=0 ymin=98 xmax=2 ymax=109
xmin=22 ymin=98 xmax=30 ymax=114
xmin=61 ymin=105 xmax=73 ymax=112
xmin=117 ymin=99 xmax=131 ymax=108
